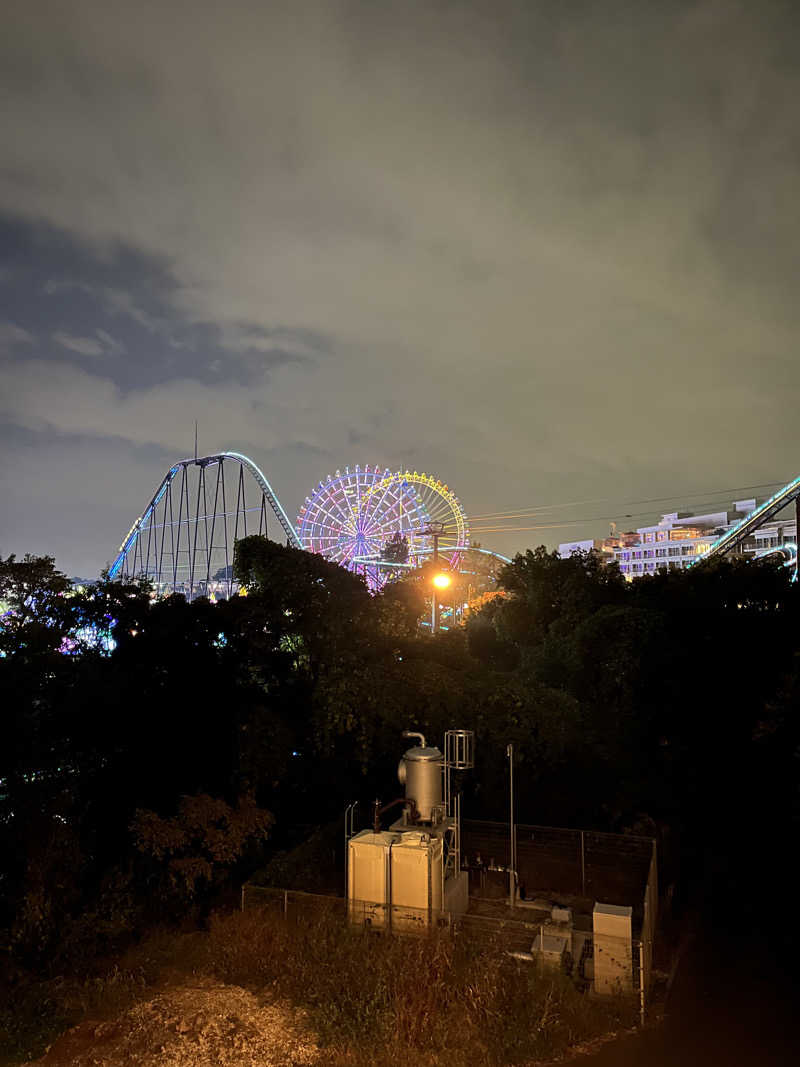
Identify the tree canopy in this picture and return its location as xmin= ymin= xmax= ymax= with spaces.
xmin=2 ymin=540 xmax=799 ymax=972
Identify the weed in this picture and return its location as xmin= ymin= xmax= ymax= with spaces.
xmin=203 ymin=909 xmax=636 ymax=1065
xmin=1 ymin=910 xmax=636 ymax=1066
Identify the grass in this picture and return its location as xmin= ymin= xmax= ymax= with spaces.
xmin=0 ymin=910 xmax=637 ymax=1066
xmin=203 ymin=909 xmax=637 ymax=1065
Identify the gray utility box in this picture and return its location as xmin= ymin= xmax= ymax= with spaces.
xmin=532 ymin=930 xmax=569 ymax=967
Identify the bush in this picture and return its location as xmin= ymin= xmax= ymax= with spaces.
xmin=130 ymin=793 xmax=274 ymax=917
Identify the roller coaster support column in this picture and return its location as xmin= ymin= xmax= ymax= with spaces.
xmin=796 ymin=496 xmax=800 ymax=581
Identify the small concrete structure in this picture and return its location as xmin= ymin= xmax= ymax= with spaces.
xmin=592 ymin=902 xmax=633 ymax=994
xmin=532 ymin=931 xmax=569 ymax=967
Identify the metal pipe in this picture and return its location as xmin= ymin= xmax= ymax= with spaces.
xmin=373 ymin=796 xmax=419 ymax=832
xmin=387 ymin=837 xmax=395 ymax=932
xmin=402 ymin=730 xmax=427 ymax=748
xmin=344 ymin=801 xmax=358 ymax=897
xmin=488 ymin=864 xmax=519 ymax=881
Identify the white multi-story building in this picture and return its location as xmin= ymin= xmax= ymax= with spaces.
xmin=559 ymin=499 xmax=797 ymax=579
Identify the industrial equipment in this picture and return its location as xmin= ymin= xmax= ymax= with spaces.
xmin=346 ymin=729 xmax=474 ymax=929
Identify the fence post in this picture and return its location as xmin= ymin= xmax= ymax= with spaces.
xmin=283 ymin=890 xmax=288 ymax=919
xmin=580 ymin=831 xmax=586 ymax=897
xmin=241 ymin=885 xmax=245 ymax=912
xmin=639 ymin=940 xmax=646 ymax=1027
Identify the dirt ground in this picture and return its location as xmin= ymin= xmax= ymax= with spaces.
xmin=25 ymin=978 xmax=320 ymax=1067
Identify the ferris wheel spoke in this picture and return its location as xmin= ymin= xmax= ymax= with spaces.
xmin=354 ymin=469 xmax=367 ymax=535
xmin=306 ymin=497 xmax=357 ymax=539
xmin=303 ymin=512 xmax=340 ymax=538
xmin=407 ymin=487 xmax=431 ymax=527
xmin=319 ymin=489 xmax=352 ymax=532
xmin=311 ymin=479 xmax=354 ymax=531
xmin=372 ymin=477 xmax=427 ymax=536
xmin=343 ymin=471 xmax=371 ymax=537
xmin=340 ymin=471 xmax=366 ymax=533
xmin=367 ymin=494 xmax=401 ymax=536
xmin=339 ymin=534 xmax=367 ymax=565
xmin=360 ymin=471 xmax=396 ymax=535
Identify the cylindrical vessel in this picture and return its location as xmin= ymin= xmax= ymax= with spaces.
xmin=399 ymin=745 xmax=443 ymax=821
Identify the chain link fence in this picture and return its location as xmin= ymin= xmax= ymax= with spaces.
xmin=462 ymin=820 xmax=654 ymax=907
xmin=242 ymin=882 xmax=650 ymax=1021
xmin=242 ymin=818 xmax=657 ymax=1022
xmin=461 ymin=820 xmax=657 ymax=1012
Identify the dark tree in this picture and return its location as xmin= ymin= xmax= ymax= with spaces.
xmin=381 ymin=532 xmax=409 ymax=564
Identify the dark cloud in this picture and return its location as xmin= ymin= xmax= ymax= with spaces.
xmin=1 ymin=0 xmax=800 ymax=574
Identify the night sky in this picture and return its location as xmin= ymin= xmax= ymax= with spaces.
xmin=2 ymin=1 xmax=799 ymax=577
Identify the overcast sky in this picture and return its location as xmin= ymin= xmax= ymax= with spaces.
xmin=1 ymin=0 xmax=799 ymax=576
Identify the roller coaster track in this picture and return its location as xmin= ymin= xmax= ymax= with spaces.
xmin=109 ymin=452 xmax=301 ymax=598
xmin=223 ymin=452 xmax=301 ymax=549
xmin=698 ymin=474 xmax=800 ymax=564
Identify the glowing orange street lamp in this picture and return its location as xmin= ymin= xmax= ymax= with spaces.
xmin=431 ymin=570 xmax=451 ymax=632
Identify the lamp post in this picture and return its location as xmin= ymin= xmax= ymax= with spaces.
xmin=417 ymin=521 xmax=448 ymax=634
xmin=431 ymin=570 xmax=451 ymax=633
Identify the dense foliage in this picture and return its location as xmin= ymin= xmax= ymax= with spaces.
xmin=2 ymin=541 xmax=799 ymax=981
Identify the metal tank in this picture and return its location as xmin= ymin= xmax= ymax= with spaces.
xmin=397 ymin=731 xmax=443 ymax=822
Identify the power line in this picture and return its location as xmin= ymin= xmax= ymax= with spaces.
xmin=470 ymin=490 xmax=800 ymax=536
xmin=468 ymin=479 xmax=787 ymax=523
xmin=470 ymin=501 xmax=737 ymax=533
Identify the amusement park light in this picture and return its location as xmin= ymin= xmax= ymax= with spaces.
xmin=433 ymin=572 xmax=451 ymax=589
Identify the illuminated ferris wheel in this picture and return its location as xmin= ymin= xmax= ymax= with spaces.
xmin=364 ymin=470 xmax=470 ymax=569
xmin=297 ymin=466 xmax=426 ymax=570
xmin=296 ymin=466 xmax=470 ymax=586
